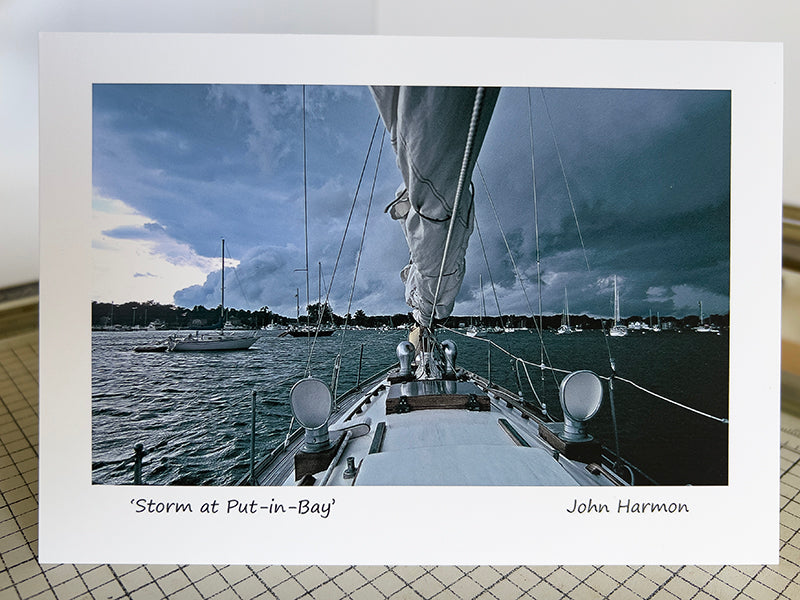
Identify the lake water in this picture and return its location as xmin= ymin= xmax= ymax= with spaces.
xmin=92 ymin=327 xmax=729 ymax=486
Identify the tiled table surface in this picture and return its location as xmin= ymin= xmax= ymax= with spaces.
xmin=2 ymin=326 xmax=799 ymax=599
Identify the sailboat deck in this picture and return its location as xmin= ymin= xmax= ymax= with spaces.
xmin=259 ymin=368 xmax=618 ymax=487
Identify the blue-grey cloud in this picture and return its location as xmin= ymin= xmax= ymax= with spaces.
xmin=94 ymin=85 xmax=730 ymax=319
xmin=102 ymin=221 xmax=167 ymax=240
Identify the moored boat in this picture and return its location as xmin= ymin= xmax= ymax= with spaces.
xmin=556 ymin=287 xmax=573 ymax=335
xmin=694 ymin=301 xmax=720 ymax=334
xmin=609 ymin=276 xmax=628 ymax=337
xmin=169 ymin=331 xmax=257 ymax=351
xmin=166 ymin=239 xmax=257 ymax=352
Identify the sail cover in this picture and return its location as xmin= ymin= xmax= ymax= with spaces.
xmin=370 ymin=86 xmax=499 ymax=325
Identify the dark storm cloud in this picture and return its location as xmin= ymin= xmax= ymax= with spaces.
xmin=461 ymin=87 xmax=731 ymax=318
xmin=94 ymin=84 xmax=730 ymax=318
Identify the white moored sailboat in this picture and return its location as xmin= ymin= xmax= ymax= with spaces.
xmin=609 ymin=275 xmax=628 ymax=337
xmin=556 ymin=286 xmax=573 ymax=335
xmin=168 ymin=239 xmax=258 ymax=351
xmin=694 ymin=300 xmax=720 ymax=334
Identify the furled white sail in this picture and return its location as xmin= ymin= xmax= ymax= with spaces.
xmin=370 ymin=86 xmax=499 ymax=324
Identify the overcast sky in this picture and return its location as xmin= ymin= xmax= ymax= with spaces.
xmin=92 ymin=84 xmax=730 ymax=320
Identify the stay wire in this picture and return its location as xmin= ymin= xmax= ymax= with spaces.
xmin=224 ymin=243 xmax=253 ymax=313
xmin=305 ymin=115 xmax=383 ymax=377
xmin=528 ymin=89 xmax=545 ymax=379
xmin=475 ymin=162 xmax=560 ymax=391
xmin=540 ymin=88 xmax=591 ymax=272
xmin=302 ymin=85 xmax=311 ymax=360
xmin=339 ymin=128 xmax=385 ymax=356
xmin=476 ymin=163 xmax=536 ymax=316
xmin=473 ymin=212 xmax=505 ymax=327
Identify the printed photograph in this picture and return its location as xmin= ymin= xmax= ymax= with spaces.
xmin=91 ymin=84 xmax=731 ymax=487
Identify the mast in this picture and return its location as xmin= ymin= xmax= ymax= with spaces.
xmin=613 ymin=276 xmax=619 ymax=326
xmin=302 ymin=86 xmax=310 ymax=328
xmin=564 ymin=287 xmax=570 ymax=329
xmin=221 ymin=238 xmax=225 ymax=328
xmin=479 ymin=273 xmax=486 ymax=325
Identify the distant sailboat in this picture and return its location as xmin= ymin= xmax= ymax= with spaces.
xmin=609 ymin=276 xmax=628 ymax=337
xmin=556 ymin=286 xmax=572 ymax=335
xmin=168 ymin=239 xmax=258 ymax=351
xmin=652 ymin=311 xmax=662 ymax=333
xmin=694 ymin=301 xmax=719 ymax=334
xmin=284 ymin=264 xmax=336 ymax=337
xmin=466 ymin=274 xmax=487 ymax=337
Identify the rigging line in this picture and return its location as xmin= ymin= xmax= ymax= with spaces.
xmin=440 ymin=325 xmax=729 ymax=424
xmin=338 ymin=128 xmax=385 ymax=357
xmin=614 ymin=376 xmax=730 ymax=424
xmin=475 ymin=162 xmax=560 ymax=390
xmin=302 ymin=85 xmax=311 ymax=359
xmin=540 ymin=88 xmax=591 ymax=271
xmin=476 ymin=163 xmax=536 ymax=316
xmin=320 ymin=265 xmax=328 ymax=305
xmin=473 ymin=214 xmax=505 ymax=326
xmin=599 ymin=319 xmax=620 ymax=376
xmin=519 ymin=360 xmax=547 ymax=417
xmin=304 ymin=115 xmax=382 ymax=376
xmin=528 ymin=89 xmax=545 ymax=375
xmin=224 ymin=243 xmax=252 ymax=313
xmin=429 ymin=87 xmax=486 ymax=329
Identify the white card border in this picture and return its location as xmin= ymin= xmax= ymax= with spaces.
xmin=38 ymin=33 xmax=782 ymax=565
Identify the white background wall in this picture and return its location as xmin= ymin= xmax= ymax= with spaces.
xmin=2 ymin=0 xmax=797 ymax=289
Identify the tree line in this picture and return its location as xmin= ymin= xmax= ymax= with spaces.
xmin=91 ymin=300 xmax=729 ymax=331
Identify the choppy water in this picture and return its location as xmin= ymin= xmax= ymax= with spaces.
xmin=92 ymin=328 xmax=728 ymax=486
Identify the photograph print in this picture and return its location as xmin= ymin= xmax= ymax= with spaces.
xmin=91 ymin=83 xmax=731 ymax=488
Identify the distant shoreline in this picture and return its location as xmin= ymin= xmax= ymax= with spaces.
xmin=91 ymin=299 xmax=729 ymax=332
